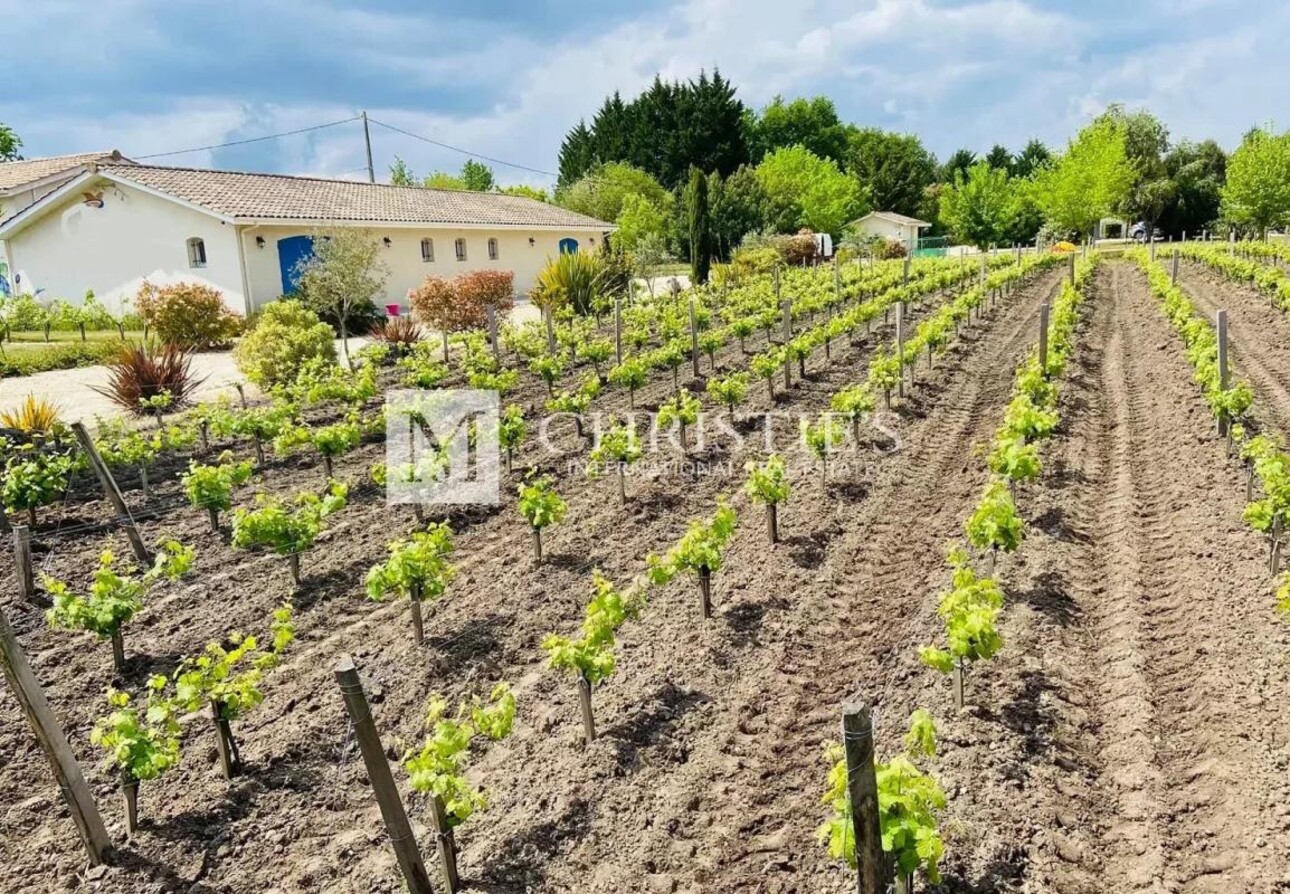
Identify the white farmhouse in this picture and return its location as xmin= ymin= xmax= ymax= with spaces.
xmin=0 ymin=160 xmax=613 ymax=315
xmin=848 ymin=211 xmax=931 ymax=253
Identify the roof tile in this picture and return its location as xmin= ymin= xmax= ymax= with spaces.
xmin=100 ymin=164 xmax=612 ymax=229
xmin=0 ymin=151 xmax=128 ymax=191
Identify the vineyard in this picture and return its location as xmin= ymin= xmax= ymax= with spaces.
xmin=3 ymin=245 xmax=1290 ymax=894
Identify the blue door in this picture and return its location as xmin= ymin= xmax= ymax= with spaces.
xmin=278 ymin=235 xmax=315 ymax=295
xmin=558 ymin=238 xmax=578 ymax=255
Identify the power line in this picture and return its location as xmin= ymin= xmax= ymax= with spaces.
xmin=134 ymin=116 xmax=362 ymax=160
xmin=366 ymin=117 xmax=557 ymax=178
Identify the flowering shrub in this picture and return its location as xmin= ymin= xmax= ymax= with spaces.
xmin=135 ymin=281 xmax=242 ymax=348
xmin=410 ymin=270 xmax=514 ymax=333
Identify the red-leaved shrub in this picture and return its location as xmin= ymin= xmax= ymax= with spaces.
xmin=135 ymin=281 xmax=242 ymax=349
xmin=92 ymin=343 xmax=206 ymax=413
xmin=410 ymin=270 xmax=514 ymax=332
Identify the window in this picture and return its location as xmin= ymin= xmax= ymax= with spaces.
xmin=186 ymin=237 xmax=207 ymax=268
xmin=455 ymin=238 xmax=467 ymax=261
xmin=421 ymin=237 xmax=434 ymax=262
xmin=487 ymin=237 xmax=499 ymax=261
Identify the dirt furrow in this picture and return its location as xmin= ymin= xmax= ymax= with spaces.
xmin=1175 ymin=259 xmax=1290 ymax=440
xmin=1006 ymin=262 xmax=1290 ymax=894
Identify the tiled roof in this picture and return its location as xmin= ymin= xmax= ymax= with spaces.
xmin=0 ymin=151 xmax=128 ymax=191
xmin=857 ymin=210 xmax=931 ymax=228
xmin=99 ymin=164 xmax=612 ymax=229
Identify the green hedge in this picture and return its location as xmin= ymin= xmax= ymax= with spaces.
xmin=0 ymin=341 xmax=121 ymax=377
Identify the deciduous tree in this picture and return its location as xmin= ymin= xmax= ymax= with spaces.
xmin=1221 ymin=126 xmax=1290 ymax=237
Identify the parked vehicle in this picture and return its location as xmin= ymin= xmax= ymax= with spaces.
xmin=1130 ymin=221 xmax=1164 ymax=242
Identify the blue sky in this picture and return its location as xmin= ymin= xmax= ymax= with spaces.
xmin=2 ymin=0 xmax=1284 ymax=187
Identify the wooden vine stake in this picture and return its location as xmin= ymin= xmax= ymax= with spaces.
xmin=895 ymin=302 xmax=906 ymax=400
xmin=1038 ymin=303 xmax=1051 ymax=374
xmin=698 ymin=565 xmax=712 ymax=619
xmin=1171 ymin=250 xmax=1180 ymax=285
xmin=428 ymin=794 xmax=460 ymax=893
xmin=841 ymin=700 xmax=887 ymax=894
xmin=544 ymin=308 xmax=556 ymax=354
xmin=1216 ymin=309 xmax=1229 ymax=438
xmin=410 ymin=583 xmax=426 ymax=645
xmin=781 ymin=299 xmax=793 ymax=389
xmin=0 ymin=603 xmax=113 ymax=865
xmin=577 ymin=674 xmax=596 ymax=745
xmin=71 ymin=422 xmax=150 ymax=565
xmin=1067 ymin=252 xmax=1075 ymax=284
xmin=333 ymin=655 xmax=436 ymax=894
xmin=951 ymin=658 xmax=966 ymax=710
xmin=688 ymin=299 xmax=701 ymax=377
xmin=210 ymin=700 xmax=242 ymax=779
xmin=485 ymin=304 xmax=499 ymax=363
xmin=613 ymin=297 xmax=623 ymax=365
xmin=14 ymin=524 xmax=34 ymax=603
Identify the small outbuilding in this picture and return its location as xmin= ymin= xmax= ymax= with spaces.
xmin=848 ymin=211 xmax=931 ymax=252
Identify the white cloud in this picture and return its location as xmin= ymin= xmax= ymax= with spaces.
xmin=6 ymin=0 xmax=1286 ymax=184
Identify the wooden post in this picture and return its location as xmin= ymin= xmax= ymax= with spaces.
xmin=952 ymin=659 xmax=965 ymax=710
xmin=0 ymin=603 xmax=113 ymax=865
xmin=485 ymin=305 xmax=499 ymax=363
xmin=1217 ymin=309 xmax=1229 ymax=437
xmin=834 ymin=259 xmax=842 ymax=304
xmin=544 ymin=308 xmax=556 ymax=354
xmin=235 ymin=382 xmax=248 ymax=409
xmin=1068 ymin=252 xmax=1075 ymax=284
xmin=410 ymin=582 xmax=425 ymax=645
xmin=70 ymin=422 xmax=150 ymax=565
xmin=780 ymin=299 xmax=792 ymax=343
xmin=211 ymin=701 xmax=239 ymax=779
xmin=14 ymin=524 xmax=34 ymax=602
xmin=1038 ymin=303 xmax=1050 ymax=374
xmin=842 ymin=701 xmax=886 ymax=894
xmin=1149 ymin=235 xmax=1156 ymax=262
xmin=613 ymin=298 xmax=623 ymax=365
xmin=773 ymin=265 xmax=781 ymax=300
xmin=333 ymin=655 xmax=435 ymax=894
xmin=895 ymin=302 xmax=906 ymax=399
xmin=531 ymin=527 xmax=543 ymax=564
xmin=902 ymin=257 xmax=911 ymax=285
xmin=441 ymin=331 xmax=450 ymax=364
xmin=577 ymin=674 xmax=596 ymax=745
xmin=1272 ymin=515 xmax=1283 ymax=575
xmin=698 ymin=566 xmax=712 ymax=619
xmin=688 ymin=300 xmax=701 ymax=377
xmin=428 ymin=795 xmax=460 ymax=894
xmin=1171 ymin=251 xmax=1180 ymax=284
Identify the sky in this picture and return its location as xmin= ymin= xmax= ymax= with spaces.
xmin=2 ymin=0 xmax=1285 ymax=188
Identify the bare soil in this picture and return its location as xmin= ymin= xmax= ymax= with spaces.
xmin=5 ymin=263 xmax=1288 ymax=894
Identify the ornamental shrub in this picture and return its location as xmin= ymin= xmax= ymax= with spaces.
xmin=233 ymin=300 xmax=336 ymax=389
xmin=135 ymin=281 xmax=242 ymax=349
xmin=410 ymin=270 xmax=514 ymax=333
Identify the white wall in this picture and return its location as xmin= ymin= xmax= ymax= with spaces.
xmin=240 ymin=225 xmax=606 ymax=311
xmin=6 ymin=179 xmax=245 ymax=315
xmin=855 ymin=217 xmax=916 ymax=245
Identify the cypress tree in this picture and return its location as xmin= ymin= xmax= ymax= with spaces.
xmin=687 ymin=167 xmax=712 ymax=285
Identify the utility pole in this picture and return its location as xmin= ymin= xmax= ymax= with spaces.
xmin=361 ymin=111 xmax=376 ymax=184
